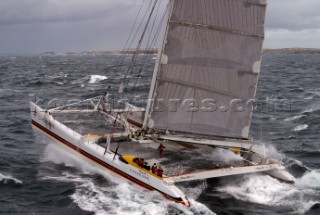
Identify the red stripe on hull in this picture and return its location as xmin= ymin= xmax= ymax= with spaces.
xmin=127 ymin=118 xmax=143 ymax=128
xmin=31 ymin=120 xmax=184 ymax=204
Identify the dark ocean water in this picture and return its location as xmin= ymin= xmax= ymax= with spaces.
xmin=0 ymin=53 xmax=319 ymax=215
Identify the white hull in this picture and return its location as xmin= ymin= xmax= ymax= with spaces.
xmin=30 ymin=102 xmax=190 ymax=206
xmin=30 ymin=98 xmax=295 ymax=207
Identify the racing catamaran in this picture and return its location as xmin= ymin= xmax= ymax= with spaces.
xmin=30 ymin=0 xmax=295 ymax=206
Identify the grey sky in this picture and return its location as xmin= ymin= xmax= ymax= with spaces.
xmin=266 ymin=0 xmax=320 ymax=48
xmin=0 ymin=0 xmax=319 ymax=54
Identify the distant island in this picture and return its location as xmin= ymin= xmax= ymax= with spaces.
xmin=42 ymin=48 xmax=320 ymax=56
xmin=263 ymin=48 xmax=320 ymax=54
xmin=65 ymin=48 xmax=158 ymax=55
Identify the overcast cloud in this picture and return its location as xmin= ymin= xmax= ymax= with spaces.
xmin=265 ymin=0 xmax=320 ymax=48
xmin=0 ymin=0 xmax=319 ymax=54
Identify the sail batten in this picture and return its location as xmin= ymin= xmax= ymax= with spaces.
xmin=157 ymin=76 xmax=251 ymax=99
xmin=145 ymin=0 xmax=267 ymax=139
xmin=169 ymin=21 xmax=264 ymax=38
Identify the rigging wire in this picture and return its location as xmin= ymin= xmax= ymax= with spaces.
xmin=120 ymin=1 xmax=170 ymax=130
xmin=125 ymin=5 xmax=161 ymax=102
xmin=119 ymin=1 xmax=164 ymax=127
xmin=121 ymin=0 xmax=147 ymax=55
xmin=116 ymin=0 xmax=154 ymax=95
xmin=106 ymin=0 xmax=157 ymax=135
xmin=115 ymin=0 xmax=148 ymax=71
xmin=118 ymin=0 xmax=160 ymax=95
xmin=108 ymin=0 xmax=169 ymax=135
xmin=127 ymin=2 xmax=169 ymax=101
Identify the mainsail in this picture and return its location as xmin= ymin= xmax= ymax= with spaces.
xmin=144 ymin=0 xmax=267 ymax=139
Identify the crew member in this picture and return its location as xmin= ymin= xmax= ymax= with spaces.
xmin=151 ymin=163 xmax=158 ymax=174
xmin=144 ymin=162 xmax=151 ymax=170
xmin=158 ymin=144 xmax=166 ymax=158
xmin=135 ymin=130 xmax=141 ymax=140
xmin=157 ymin=167 xmax=163 ymax=177
xmin=137 ymin=158 xmax=144 ymax=167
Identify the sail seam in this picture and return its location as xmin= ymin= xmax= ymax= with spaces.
xmin=244 ymin=0 xmax=267 ymax=7
xmin=170 ymin=20 xmax=264 ymax=38
xmin=157 ymin=76 xmax=248 ymax=100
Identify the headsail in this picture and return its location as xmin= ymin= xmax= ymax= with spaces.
xmin=144 ymin=0 xmax=267 ymax=139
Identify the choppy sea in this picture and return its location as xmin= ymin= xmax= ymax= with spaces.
xmin=0 ymin=53 xmax=319 ymax=215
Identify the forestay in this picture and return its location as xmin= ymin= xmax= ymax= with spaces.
xmin=146 ymin=0 xmax=267 ymax=139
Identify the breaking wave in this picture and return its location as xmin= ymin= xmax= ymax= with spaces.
xmin=292 ymin=124 xmax=309 ymax=132
xmin=0 ymin=173 xmax=22 ymax=185
xmin=72 ymin=180 xmax=169 ymax=215
xmin=70 ymin=75 xmax=108 ymax=86
xmin=264 ymin=144 xmax=284 ymax=160
xmin=302 ymin=106 xmax=320 ymax=114
xmin=88 ymin=75 xmax=108 ymax=84
xmin=202 ymin=147 xmax=243 ymax=163
xmin=296 ymin=170 xmax=320 ymax=190
xmin=284 ymin=115 xmax=306 ymax=122
xmin=42 ymin=172 xmax=215 ymax=215
xmin=217 ymin=172 xmax=320 ymax=215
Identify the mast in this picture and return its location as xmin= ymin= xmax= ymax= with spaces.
xmin=142 ymin=0 xmax=175 ymax=130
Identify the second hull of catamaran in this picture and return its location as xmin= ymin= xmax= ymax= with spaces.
xmin=30 ymin=102 xmax=190 ymax=206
